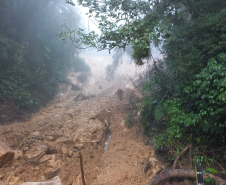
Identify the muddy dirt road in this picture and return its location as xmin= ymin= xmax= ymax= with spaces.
xmin=0 ymin=68 xmax=163 ymax=185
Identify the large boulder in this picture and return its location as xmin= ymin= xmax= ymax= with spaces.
xmin=20 ymin=176 xmax=61 ymax=185
xmin=0 ymin=141 xmax=15 ymax=167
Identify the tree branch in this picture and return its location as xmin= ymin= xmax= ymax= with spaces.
xmin=172 ymin=145 xmax=189 ymax=169
xmin=149 ymin=169 xmax=226 ymax=185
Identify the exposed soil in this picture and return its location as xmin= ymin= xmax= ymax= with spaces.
xmin=0 ymin=70 xmax=167 ymax=185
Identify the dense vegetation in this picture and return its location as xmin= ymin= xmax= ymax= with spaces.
xmin=0 ymin=0 xmax=87 ymax=110
xmin=67 ymin=0 xmax=226 ymax=174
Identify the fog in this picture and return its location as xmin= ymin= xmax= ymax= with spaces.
xmin=75 ymin=5 xmax=162 ymax=81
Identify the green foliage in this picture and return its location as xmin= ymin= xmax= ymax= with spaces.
xmin=204 ymin=174 xmax=215 ymax=185
xmin=154 ymin=103 xmax=165 ymax=123
xmin=206 ymin=168 xmax=218 ymax=174
xmin=132 ymin=43 xmax=150 ymax=65
xmin=0 ymin=0 xmax=81 ymax=109
xmin=163 ymin=53 xmax=226 ymax=140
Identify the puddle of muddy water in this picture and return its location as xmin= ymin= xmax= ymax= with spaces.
xmin=104 ymin=129 xmax=112 ymax=151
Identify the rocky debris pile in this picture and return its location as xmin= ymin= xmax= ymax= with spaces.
xmin=0 ymin=83 xmax=155 ymax=185
xmin=0 ymin=141 xmax=15 ymax=167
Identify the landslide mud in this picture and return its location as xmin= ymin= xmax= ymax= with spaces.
xmin=0 ymin=69 xmax=161 ymax=185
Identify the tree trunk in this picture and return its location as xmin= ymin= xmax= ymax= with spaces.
xmin=149 ymin=169 xmax=226 ymax=185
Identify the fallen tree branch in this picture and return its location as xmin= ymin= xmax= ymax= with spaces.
xmin=79 ymin=151 xmax=86 ymax=185
xmin=149 ymin=169 xmax=226 ymax=185
xmin=172 ymin=145 xmax=189 ymax=169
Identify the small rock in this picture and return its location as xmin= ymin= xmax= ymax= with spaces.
xmin=23 ymin=147 xmax=29 ymax=152
xmin=61 ymin=147 xmax=68 ymax=155
xmin=68 ymin=150 xmax=73 ymax=157
xmin=48 ymin=133 xmax=64 ymax=142
xmin=20 ymin=176 xmax=62 ymax=185
xmin=46 ymin=136 xmax=54 ymax=141
xmin=37 ymin=145 xmax=48 ymax=152
xmin=31 ymin=132 xmax=42 ymax=140
xmin=39 ymin=155 xmax=53 ymax=163
xmin=56 ymin=136 xmax=74 ymax=146
xmin=0 ymin=141 xmax=15 ymax=167
xmin=32 ymin=166 xmax=40 ymax=171
xmin=14 ymin=150 xmax=23 ymax=160
xmin=41 ymin=176 xmax=45 ymax=181
xmin=74 ymin=144 xmax=83 ymax=150
xmin=24 ymin=149 xmax=42 ymax=160
xmin=149 ymin=157 xmax=158 ymax=168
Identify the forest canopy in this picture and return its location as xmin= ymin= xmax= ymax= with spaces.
xmin=0 ymin=0 xmax=87 ymax=110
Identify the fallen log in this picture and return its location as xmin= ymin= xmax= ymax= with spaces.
xmin=149 ymin=169 xmax=226 ymax=185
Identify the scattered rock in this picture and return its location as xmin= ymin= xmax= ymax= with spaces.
xmin=74 ymin=144 xmax=83 ymax=150
xmin=32 ymin=166 xmax=40 ymax=171
xmin=47 ymin=133 xmax=63 ymax=142
xmin=31 ymin=132 xmax=42 ymax=140
xmin=20 ymin=176 xmax=61 ymax=185
xmin=40 ymin=155 xmax=61 ymax=170
xmin=149 ymin=157 xmax=158 ymax=168
xmin=24 ymin=149 xmax=42 ymax=160
xmin=37 ymin=145 xmax=48 ymax=152
xmin=23 ymin=147 xmax=29 ymax=152
xmin=68 ymin=150 xmax=73 ymax=157
xmin=61 ymin=147 xmax=68 ymax=155
xmin=14 ymin=150 xmax=23 ymax=160
xmin=0 ymin=141 xmax=15 ymax=167
xmin=46 ymin=136 xmax=54 ymax=141
xmin=56 ymin=136 xmax=74 ymax=146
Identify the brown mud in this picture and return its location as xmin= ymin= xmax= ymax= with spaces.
xmin=0 ymin=70 xmax=166 ymax=185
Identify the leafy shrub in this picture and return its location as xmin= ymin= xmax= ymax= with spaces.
xmin=164 ymin=53 xmax=226 ymax=139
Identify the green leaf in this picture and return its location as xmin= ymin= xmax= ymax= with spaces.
xmin=206 ymin=168 xmax=218 ymax=174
